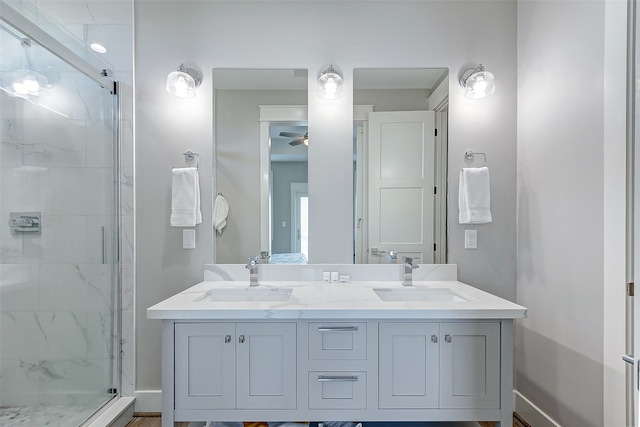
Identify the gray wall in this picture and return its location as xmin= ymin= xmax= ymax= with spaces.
xmin=135 ymin=0 xmax=517 ymax=393
xmin=516 ymin=0 xmax=626 ymax=425
xmin=214 ymin=89 xmax=307 ymax=263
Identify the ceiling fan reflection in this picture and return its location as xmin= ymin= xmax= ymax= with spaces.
xmin=279 ymin=131 xmax=308 ymax=146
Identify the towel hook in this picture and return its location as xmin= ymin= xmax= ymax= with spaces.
xmin=464 ymin=150 xmax=487 ymax=166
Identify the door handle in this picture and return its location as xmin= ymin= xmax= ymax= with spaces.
xmin=622 ymin=354 xmax=640 ymax=390
xmin=370 ymin=247 xmax=388 ymax=256
xmin=238 ymin=335 xmax=245 ymax=343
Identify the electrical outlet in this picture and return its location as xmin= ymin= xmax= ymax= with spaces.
xmin=183 ymin=229 xmax=196 ymax=249
xmin=464 ymin=229 xmax=477 ymax=249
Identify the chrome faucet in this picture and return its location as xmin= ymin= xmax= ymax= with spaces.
xmin=259 ymin=251 xmax=271 ymax=264
xmin=402 ymin=256 xmax=419 ymax=286
xmin=246 ymin=256 xmax=260 ymax=286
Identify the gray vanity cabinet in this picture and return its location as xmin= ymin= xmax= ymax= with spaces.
xmin=175 ymin=322 xmax=236 ymax=410
xmin=439 ymin=322 xmax=500 ymax=409
xmin=174 ymin=322 xmax=297 ymax=411
xmin=164 ymin=319 xmax=514 ymax=427
xmin=378 ymin=322 xmax=440 ymax=409
xmin=378 ymin=321 xmax=500 ymax=410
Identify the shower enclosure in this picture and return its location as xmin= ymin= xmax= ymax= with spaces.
xmin=0 ymin=2 xmax=121 ymax=426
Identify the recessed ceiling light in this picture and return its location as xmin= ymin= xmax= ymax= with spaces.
xmin=90 ymin=43 xmax=107 ymax=54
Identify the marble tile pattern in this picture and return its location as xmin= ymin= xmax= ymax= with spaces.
xmin=0 ymin=399 xmax=111 ymax=427
xmin=0 ymin=61 xmax=135 ymax=410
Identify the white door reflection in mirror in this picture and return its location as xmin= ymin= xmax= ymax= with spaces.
xmin=353 ymin=68 xmax=448 ymax=264
xmin=367 ymin=111 xmax=435 ymax=264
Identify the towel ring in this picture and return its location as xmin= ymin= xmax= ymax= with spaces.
xmin=464 ymin=150 xmax=487 ymax=166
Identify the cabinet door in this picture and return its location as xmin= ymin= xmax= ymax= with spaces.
xmin=378 ymin=322 xmax=440 ymax=409
xmin=175 ymin=323 xmax=236 ymax=409
xmin=236 ymin=322 xmax=297 ymax=409
xmin=440 ymin=322 xmax=500 ymax=409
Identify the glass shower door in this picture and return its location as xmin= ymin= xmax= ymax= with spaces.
xmin=0 ymin=18 xmax=119 ymax=427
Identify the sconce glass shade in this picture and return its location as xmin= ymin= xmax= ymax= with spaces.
xmin=459 ymin=64 xmax=495 ymax=99
xmin=166 ymin=63 xmax=202 ymax=98
xmin=10 ymin=69 xmax=44 ymax=96
xmin=317 ymin=65 xmax=344 ymax=100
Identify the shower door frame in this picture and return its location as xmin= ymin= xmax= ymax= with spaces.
xmin=0 ymin=0 xmax=122 ymax=409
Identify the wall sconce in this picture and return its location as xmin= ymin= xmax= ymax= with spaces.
xmin=317 ymin=65 xmax=344 ymax=100
xmin=166 ymin=63 xmax=201 ymax=98
xmin=459 ymin=64 xmax=495 ymax=99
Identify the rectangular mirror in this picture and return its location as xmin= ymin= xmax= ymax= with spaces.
xmin=213 ymin=69 xmax=308 ymax=264
xmin=353 ymin=68 xmax=449 ymax=264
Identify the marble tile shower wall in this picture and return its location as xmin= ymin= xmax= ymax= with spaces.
xmin=119 ymin=80 xmax=134 ymax=399
xmin=0 ymin=74 xmax=135 ymax=404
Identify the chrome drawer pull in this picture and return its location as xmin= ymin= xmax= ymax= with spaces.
xmin=317 ymin=375 xmax=358 ymax=382
xmin=224 ymin=335 xmax=231 ymax=343
xmin=317 ymin=326 xmax=358 ymax=332
xmin=431 ymin=335 xmax=438 ymax=343
xmin=239 ymin=335 xmax=245 ymax=343
xmin=445 ymin=334 xmax=452 ymax=343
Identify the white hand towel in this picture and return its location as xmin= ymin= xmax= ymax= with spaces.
xmin=459 ymin=166 xmax=492 ymax=224
xmin=170 ymin=167 xmax=202 ymax=227
xmin=213 ymin=193 xmax=229 ymax=234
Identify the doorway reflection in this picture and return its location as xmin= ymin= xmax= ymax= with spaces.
xmin=269 ymin=124 xmax=308 ymax=263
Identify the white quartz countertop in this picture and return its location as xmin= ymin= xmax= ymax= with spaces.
xmin=147 ymin=280 xmax=527 ymax=320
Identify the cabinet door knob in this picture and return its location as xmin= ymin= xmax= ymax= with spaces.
xmin=445 ymin=334 xmax=452 ymax=343
xmin=239 ymin=335 xmax=245 ymax=343
xmin=224 ymin=335 xmax=231 ymax=343
xmin=431 ymin=335 xmax=438 ymax=343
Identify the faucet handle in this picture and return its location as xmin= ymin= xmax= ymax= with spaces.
xmin=402 ymin=256 xmax=419 ymax=269
xmin=246 ymin=256 xmax=259 ymax=268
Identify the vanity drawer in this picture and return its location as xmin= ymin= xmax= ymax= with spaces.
xmin=308 ymin=371 xmax=367 ymax=409
xmin=308 ymin=322 xmax=367 ymax=360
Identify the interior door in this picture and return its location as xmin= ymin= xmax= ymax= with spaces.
xmin=367 ymin=111 xmax=436 ymax=264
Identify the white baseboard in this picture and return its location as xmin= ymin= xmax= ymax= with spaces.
xmin=133 ymin=390 xmax=162 ymax=413
xmin=514 ymin=390 xmax=562 ymax=427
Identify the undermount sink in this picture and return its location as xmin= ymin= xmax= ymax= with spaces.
xmin=198 ymin=287 xmax=293 ymax=302
xmin=373 ymin=287 xmax=473 ymax=302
